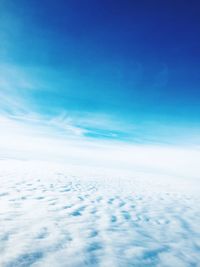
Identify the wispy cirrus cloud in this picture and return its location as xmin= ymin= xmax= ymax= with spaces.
xmin=0 ymin=63 xmax=134 ymax=141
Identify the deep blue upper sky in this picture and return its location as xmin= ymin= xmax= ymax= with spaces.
xmin=0 ymin=0 xmax=200 ymax=143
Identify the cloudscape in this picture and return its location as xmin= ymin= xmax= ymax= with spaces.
xmin=0 ymin=1 xmax=200 ymax=266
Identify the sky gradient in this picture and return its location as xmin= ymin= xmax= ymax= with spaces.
xmin=0 ymin=0 xmax=200 ymax=147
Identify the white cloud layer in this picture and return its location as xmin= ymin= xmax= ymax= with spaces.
xmin=0 ymin=159 xmax=199 ymax=267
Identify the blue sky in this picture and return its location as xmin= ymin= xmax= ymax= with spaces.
xmin=0 ymin=0 xmax=200 ymax=145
